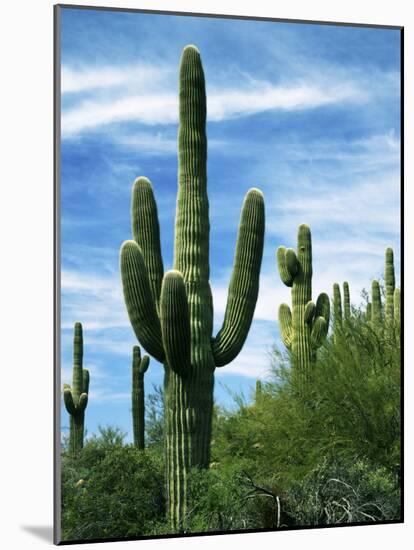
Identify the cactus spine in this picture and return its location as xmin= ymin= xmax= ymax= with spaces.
xmin=277 ymin=225 xmax=330 ymax=382
xmin=63 ymin=322 xmax=89 ymax=456
xmin=132 ymin=346 xmax=150 ymax=450
xmin=120 ymin=45 xmax=265 ymax=528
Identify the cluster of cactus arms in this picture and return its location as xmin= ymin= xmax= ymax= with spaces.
xmin=120 ymin=45 xmax=265 ymax=529
xmin=366 ymin=247 xmax=400 ymax=328
xmin=277 ymin=224 xmax=330 ymax=381
xmin=132 ymin=346 xmax=150 ymax=450
xmin=63 ymin=322 xmax=89 ymax=457
xmin=333 ymin=281 xmax=351 ymax=332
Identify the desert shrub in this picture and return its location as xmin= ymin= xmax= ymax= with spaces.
xmin=61 ymin=430 xmax=165 ymax=541
xmin=285 ymin=458 xmax=400 ymax=526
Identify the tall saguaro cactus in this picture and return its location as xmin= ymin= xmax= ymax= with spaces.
xmin=132 ymin=346 xmax=150 ymax=450
xmin=63 ymin=322 xmax=89 ymax=457
xmin=277 ymin=225 xmax=330 ymax=381
xmin=120 ymin=45 xmax=265 ymax=528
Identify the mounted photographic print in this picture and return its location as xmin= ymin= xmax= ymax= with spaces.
xmin=54 ymin=4 xmax=403 ymax=545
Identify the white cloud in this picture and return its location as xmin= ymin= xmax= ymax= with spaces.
xmin=62 ymin=63 xmax=171 ymax=94
xmin=61 ymin=269 xmax=130 ymax=330
xmin=61 ymin=61 xmax=367 ymax=137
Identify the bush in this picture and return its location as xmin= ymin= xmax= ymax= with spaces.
xmin=61 ymin=430 xmax=165 ymax=541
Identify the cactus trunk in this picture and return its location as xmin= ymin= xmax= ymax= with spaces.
xmin=132 ymin=346 xmax=149 ymax=450
xmin=69 ymin=414 xmax=85 ymax=456
xmin=120 ymin=45 xmax=265 ymax=530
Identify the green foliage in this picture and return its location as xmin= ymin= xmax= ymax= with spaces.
xmin=145 ymin=384 xmax=164 ymax=450
xmin=212 ymin=305 xmax=400 ymax=525
xmin=119 ymin=44 xmax=265 ymax=527
xmin=61 ymin=299 xmax=400 ymax=539
xmin=61 ymin=429 xmax=164 ymax=541
xmin=286 ymin=459 xmax=400 ymax=526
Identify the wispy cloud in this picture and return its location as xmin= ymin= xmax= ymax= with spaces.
xmin=62 ymin=63 xmax=171 ymax=94
xmin=61 ymin=61 xmax=367 ymax=137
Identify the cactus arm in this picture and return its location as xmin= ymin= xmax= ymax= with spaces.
xmin=131 ymin=176 xmax=164 ymax=312
xmin=212 ymin=189 xmax=265 ymax=367
xmin=78 ymin=393 xmax=88 ymax=412
xmin=394 ymin=288 xmax=400 ymax=322
xmin=385 ymin=247 xmax=396 ymax=322
xmin=311 ymin=317 xmax=327 ymax=348
xmin=139 ymin=355 xmax=150 ymax=374
xmin=371 ymin=280 xmax=382 ymax=324
xmin=315 ymin=292 xmax=330 ymax=327
xmin=160 ymin=270 xmax=191 ymax=375
xmin=63 ymin=388 xmax=76 ymax=415
xmin=120 ymin=240 xmax=165 ymax=362
xmin=304 ymin=301 xmax=316 ymax=324
xmin=343 ymin=281 xmax=351 ymax=319
xmin=277 ymin=247 xmax=297 ymax=287
xmin=82 ymin=369 xmax=90 ymax=394
xmin=279 ymin=303 xmax=293 ymax=349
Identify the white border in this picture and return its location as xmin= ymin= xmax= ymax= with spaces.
xmin=1 ymin=1 xmax=411 ymax=548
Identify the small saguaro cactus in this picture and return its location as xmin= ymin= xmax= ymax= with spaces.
xmin=120 ymin=45 xmax=265 ymax=528
xmin=132 ymin=346 xmax=150 ymax=450
xmin=255 ymin=380 xmax=263 ymax=403
xmin=366 ymin=248 xmax=400 ymax=329
xmin=277 ymin=224 xmax=330 ymax=381
xmin=63 ymin=322 xmax=89 ymax=456
xmin=333 ymin=281 xmax=351 ymax=332
xmin=371 ymin=280 xmax=383 ymax=326
xmin=333 ymin=283 xmax=343 ymax=334
xmin=343 ymin=281 xmax=351 ymax=319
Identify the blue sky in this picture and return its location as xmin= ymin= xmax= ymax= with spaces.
xmin=59 ymin=7 xmax=401 ymax=442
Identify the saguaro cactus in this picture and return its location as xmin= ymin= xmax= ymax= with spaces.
xmin=277 ymin=224 xmax=330 ymax=381
xmin=371 ymin=280 xmax=382 ymax=326
xmin=385 ymin=247 xmax=398 ymax=326
xmin=367 ymin=248 xmax=400 ymax=329
xmin=132 ymin=346 xmax=150 ymax=450
xmin=333 ymin=281 xmax=351 ymax=332
xmin=333 ymin=283 xmax=343 ymax=333
xmin=63 ymin=322 xmax=89 ymax=456
xmin=343 ymin=281 xmax=351 ymax=320
xmin=255 ymin=380 xmax=263 ymax=403
xmin=120 ymin=45 xmax=265 ymax=528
